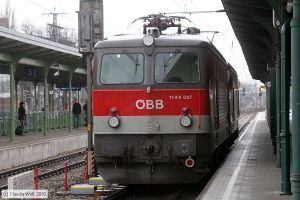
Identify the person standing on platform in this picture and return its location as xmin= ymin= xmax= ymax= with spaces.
xmin=72 ymin=99 xmax=82 ymax=128
xmin=17 ymin=101 xmax=26 ymax=135
xmin=83 ymin=100 xmax=87 ymax=127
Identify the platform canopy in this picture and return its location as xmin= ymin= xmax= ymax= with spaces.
xmin=221 ymin=0 xmax=279 ymax=83
xmin=0 ymin=26 xmax=86 ymax=86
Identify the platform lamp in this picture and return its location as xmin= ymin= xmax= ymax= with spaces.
xmin=53 ymin=63 xmax=60 ymax=77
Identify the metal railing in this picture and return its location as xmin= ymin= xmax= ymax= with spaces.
xmin=0 ymin=112 xmax=87 ymax=136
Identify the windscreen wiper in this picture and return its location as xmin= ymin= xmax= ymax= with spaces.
xmin=164 ymin=49 xmax=181 ymax=68
xmin=122 ymin=50 xmax=140 ymax=66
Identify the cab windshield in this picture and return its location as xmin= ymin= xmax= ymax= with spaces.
xmin=155 ymin=53 xmax=199 ymax=83
xmin=100 ymin=53 xmax=144 ymax=84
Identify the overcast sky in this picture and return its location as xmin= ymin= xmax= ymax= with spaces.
xmin=0 ymin=0 xmax=254 ymax=82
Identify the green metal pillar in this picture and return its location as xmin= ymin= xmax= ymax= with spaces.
xmin=33 ymin=82 xmax=37 ymax=132
xmin=266 ymin=87 xmax=270 ymax=125
xmin=270 ymin=69 xmax=277 ymax=153
xmin=276 ymin=60 xmax=281 ymax=167
xmin=49 ymin=85 xmax=52 ymax=113
xmin=34 ymin=83 xmax=37 ymax=111
xmin=1 ymin=78 xmax=4 ymax=114
xmin=9 ymin=61 xmax=16 ymax=142
xmin=15 ymin=80 xmax=19 ymax=110
xmin=1 ymin=94 xmax=3 ymax=114
xmin=291 ymin=0 xmax=300 ymax=199
xmin=43 ymin=66 xmax=49 ymax=136
xmin=68 ymin=70 xmax=73 ymax=132
xmin=280 ymin=19 xmax=291 ymax=195
xmin=50 ymin=84 xmax=54 ymax=112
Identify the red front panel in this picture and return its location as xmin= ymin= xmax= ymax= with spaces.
xmin=93 ymin=88 xmax=209 ymax=116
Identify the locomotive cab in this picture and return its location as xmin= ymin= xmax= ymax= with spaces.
xmin=92 ymin=31 xmax=238 ymax=184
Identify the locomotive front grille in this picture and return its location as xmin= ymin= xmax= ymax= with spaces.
xmin=94 ymin=134 xmax=200 ymax=160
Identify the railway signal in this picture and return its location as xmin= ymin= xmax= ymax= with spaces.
xmin=78 ymin=0 xmax=104 ymax=177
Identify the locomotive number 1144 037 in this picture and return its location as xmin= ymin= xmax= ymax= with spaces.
xmin=169 ymin=95 xmax=193 ymax=100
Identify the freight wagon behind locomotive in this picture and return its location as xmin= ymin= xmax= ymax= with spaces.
xmin=92 ymin=14 xmax=239 ymax=184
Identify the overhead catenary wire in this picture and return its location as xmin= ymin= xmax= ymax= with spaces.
xmin=163 ymin=9 xmax=226 ymax=15
xmin=163 ymin=8 xmax=227 ymax=30
xmin=180 ymin=0 xmax=189 ymax=13
xmin=173 ymin=0 xmax=185 ymax=13
xmin=25 ymin=0 xmax=52 ymax=12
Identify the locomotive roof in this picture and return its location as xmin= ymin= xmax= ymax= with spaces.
xmin=94 ymin=34 xmax=237 ymax=76
xmin=94 ymin=34 xmax=211 ymax=48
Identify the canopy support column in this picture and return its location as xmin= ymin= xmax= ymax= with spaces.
xmin=43 ymin=66 xmax=49 ymax=136
xmin=270 ymin=69 xmax=277 ymax=154
xmin=9 ymin=60 xmax=17 ymax=142
xmin=68 ymin=70 xmax=74 ymax=132
xmin=276 ymin=61 xmax=281 ymax=167
xmin=280 ymin=19 xmax=291 ymax=195
xmin=291 ymin=1 xmax=300 ymax=199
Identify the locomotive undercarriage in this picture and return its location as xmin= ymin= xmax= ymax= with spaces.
xmin=94 ymin=133 xmax=213 ymax=184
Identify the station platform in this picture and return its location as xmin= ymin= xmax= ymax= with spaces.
xmin=197 ymin=112 xmax=292 ymax=200
xmin=0 ymin=128 xmax=87 ymax=171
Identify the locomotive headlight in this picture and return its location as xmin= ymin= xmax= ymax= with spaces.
xmin=108 ymin=116 xmax=120 ymax=128
xmin=142 ymin=34 xmax=154 ymax=46
xmin=180 ymin=115 xmax=192 ymax=127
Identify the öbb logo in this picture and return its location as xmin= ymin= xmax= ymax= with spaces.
xmin=135 ymin=99 xmax=164 ymax=110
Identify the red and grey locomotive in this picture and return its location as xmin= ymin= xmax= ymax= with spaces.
xmin=92 ymin=14 xmax=239 ymax=184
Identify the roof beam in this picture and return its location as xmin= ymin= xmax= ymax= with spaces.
xmin=16 ymin=48 xmax=52 ymax=55
xmin=223 ymin=0 xmax=270 ymax=10
xmin=0 ymin=42 xmax=28 ymax=50
xmin=19 ymin=57 xmax=47 ymax=67
xmin=251 ymin=15 xmax=274 ymax=41
xmin=0 ymin=52 xmax=13 ymax=62
xmin=0 ymin=26 xmax=81 ymax=57
xmin=0 ymin=38 xmax=14 ymax=44
xmin=74 ymin=68 xmax=87 ymax=74
xmin=224 ymin=1 xmax=271 ymax=17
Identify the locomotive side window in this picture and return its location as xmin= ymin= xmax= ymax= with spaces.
xmin=154 ymin=53 xmax=199 ymax=83
xmin=100 ymin=53 xmax=144 ymax=84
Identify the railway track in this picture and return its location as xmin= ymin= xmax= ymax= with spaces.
xmin=0 ymin=114 xmax=256 ymax=198
xmin=100 ymin=184 xmax=198 ymax=200
xmin=238 ymin=113 xmax=255 ymax=131
xmin=0 ymin=150 xmax=85 ymax=191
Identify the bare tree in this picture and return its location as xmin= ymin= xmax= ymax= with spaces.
xmin=21 ymin=20 xmax=36 ymax=35
xmin=21 ymin=20 xmax=45 ymax=37
xmin=59 ymin=27 xmax=78 ymax=47
xmin=45 ymin=25 xmax=77 ymax=47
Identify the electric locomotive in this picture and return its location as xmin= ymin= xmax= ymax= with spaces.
xmin=92 ymin=14 xmax=239 ymax=184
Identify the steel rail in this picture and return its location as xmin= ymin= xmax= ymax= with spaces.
xmin=101 ymin=186 xmax=130 ymax=200
xmin=238 ymin=113 xmax=256 ymax=131
xmin=0 ymin=150 xmax=84 ymax=180
xmin=0 ymin=150 xmax=85 ymax=191
xmin=0 ymin=160 xmax=85 ymax=191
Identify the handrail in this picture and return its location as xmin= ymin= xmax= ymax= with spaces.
xmin=0 ymin=111 xmax=87 ymax=135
